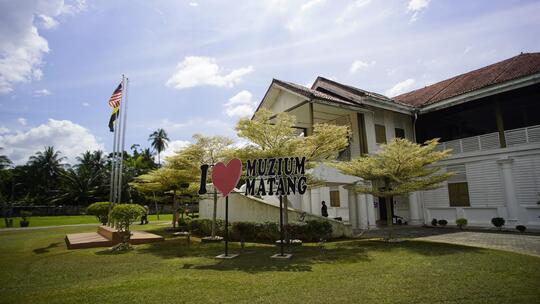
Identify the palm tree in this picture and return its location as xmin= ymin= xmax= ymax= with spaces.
xmin=0 ymin=148 xmax=12 ymax=170
xmin=28 ymin=146 xmax=66 ymax=179
xmin=76 ymin=150 xmax=106 ymax=175
xmin=148 ymin=129 xmax=169 ymax=166
xmin=53 ymin=168 xmax=100 ymax=208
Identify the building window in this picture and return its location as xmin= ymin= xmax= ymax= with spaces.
xmin=395 ymin=128 xmax=405 ymax=139
xmin=375 ymin=124 xmax=387 ymax=144
xmin=330 ymin=190 xmax=340 ymax=207
xmin=447 ymin=165 xmax=470 ymax=207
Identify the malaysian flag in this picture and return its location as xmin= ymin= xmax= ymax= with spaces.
xmin=108 ymin=83 xmax=123 ymax=108
xmin=108 ymin=82 xmax=123 ymax=132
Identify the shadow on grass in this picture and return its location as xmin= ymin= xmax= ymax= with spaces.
xmin=133 ymin=237 xmax=372 ymax=274
xmin=331 ymin=239 xmax=486 ymax=257
xmin=33 ymin=242 xmax=61 ymax=254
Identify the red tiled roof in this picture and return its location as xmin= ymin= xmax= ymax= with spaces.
xmin=393 ymin=52 xmax=540 ymax=107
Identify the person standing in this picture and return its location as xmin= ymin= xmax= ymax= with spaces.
xmin=140 ymin=205 xmax=149 ymax=225
xmin=321 ymin=201 xmax=328 ymax=217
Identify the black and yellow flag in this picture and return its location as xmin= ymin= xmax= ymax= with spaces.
xmin=108 ymin=107 xmax=119 ymax=132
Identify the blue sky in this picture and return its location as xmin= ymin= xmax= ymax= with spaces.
xmin=1 ymin=0 xmax=539 ymax=164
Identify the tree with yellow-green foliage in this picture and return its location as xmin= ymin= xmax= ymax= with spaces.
xmin=331 ymin=138 xmax=453 ymax=239
xmin=167 ymin=134 xmax=233 ymax=238
xmin=234 ymin=108 xmax=350 ymax=242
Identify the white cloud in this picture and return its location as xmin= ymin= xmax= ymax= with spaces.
xmin=17 ymin=118 xmax=27 ymax=126
xmin=165 ymin=56 xmax=254 ymax=89
xmin=34 ymin=88 xmax=51 ymax=96
xmin=0 ymin=119 xmax=103 ymax=165
xmin=224 ymin=90 xmax=256 ymax=117
xmin=82 ymin=102 xmax=90 ymax=107
xmin=0 ymin=127 xmax=10 ymax=134
xmin=161 ymin=140 xmax=191 ymax=160
xmin=336 ymin=0 xmax=372 ymax=24
xmin=408 ymin=0 xmax=430 ymax=11
xmin=407 ymin=0 xmax=430 ymax=22
xmin=0 ymin=0 xmax=86 ymax=94
xmin=37 ymin=14 xmax=59 ymax=30
xmin=349 ymin=60 xmax=375 ymax=74
xmin=286 ymin=0 xmax=327 ymax=32
xmin=189 ymin=2 xmax=199 ymax=7
xmin=385 ymin=79 xmax=416 ymax=97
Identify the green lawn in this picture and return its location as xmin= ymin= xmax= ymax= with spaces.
xmin=0 ymin=214 xmax=173 ymax=228
xmin=0 ymin=225 xmax=539 ymax=303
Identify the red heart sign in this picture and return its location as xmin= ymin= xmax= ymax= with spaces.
xmin=212 ymin=158 xmax=242 ymax=197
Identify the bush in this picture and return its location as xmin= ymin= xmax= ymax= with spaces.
xmin=516 ymin=225 xmax=527 ymax=233
xmin=437 ymin=219 xmax=448 ymax=227
xmin=254 ymin=222 xmax=280 ymax=241
xmin=19 ymin=210 xmax=31 ymax=227
xmin=456 ymin=218 xmax=467 ymax=230
xmin=110 ymin=204 xmax=145 ymax=233
xmin=232 ymin=222 xmax=257 ymax=247
xmin=188 ymin=218 xmax=225 ymax=236
xmin=286 ymin=222 xmax=308 ymax=241
xmin=86 ymin=202 xmax=111 ymax=225
xmin=304 ymin=220 xmax=332 ymax=241
xmin=431 ymin=218 xmax=438 ymax=226
xmin=491 ymin=217 xmax=505 ymax=229
xmin=177 ymin=216 xmax=192 ymax=231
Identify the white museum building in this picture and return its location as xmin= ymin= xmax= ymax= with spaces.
xmin=200 ymin=52 xmax=540 ymax=231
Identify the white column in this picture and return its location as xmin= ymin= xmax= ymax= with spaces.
xmin=311 ymin=188 xmax=321 ymax=216
xmin=357 ymin=193 xmax=368 ymax=229
xmin=408 ymin=192 xmax=423 ymax=225
xmin=497 ymin=158 xmax=520 ymax=224
xmin=347 ymin=188 xmax=358 ymax=228
xmin=366 ymin=194 xmax=377 ymax=229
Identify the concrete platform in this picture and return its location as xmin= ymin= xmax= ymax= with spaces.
xmin=65 ymin=226 xmax=164 ymax=249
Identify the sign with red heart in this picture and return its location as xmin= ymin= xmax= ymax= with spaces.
xmin=211 ymin=158 xmax=242 ymax=197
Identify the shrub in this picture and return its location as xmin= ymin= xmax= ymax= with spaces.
xmin=286 ymin=222 xmax=308 ymax=241
xmin=19 ymin=210 xmax=31 ymax=227
xmin=516 ymin=225 xmax=527 ymax=233
xmin=491 ymin=217 xmax=505 ymax=229
xmin=86 ymin=202 xmax=111 ymax=225
xmin=232 ymin=222 xmax=257 ymax=247
xmin=188 ymin=218 xmax=225 ymax=236
xmin=177 ymin=216 xmax=192 ymax=231
xmin=437 ymin=219 xmax=448 ymax=227
xmin=109 ymin=204 xmax=145 ymax=233
xmin=431 ymin=218 xmax=438 ymax=226
xmin=304 ymin=220 xmax=332 ymax=241
xmin=456 ymin=218 xmax=467 ymax=230
xmin=254 ymin=222 xmax=280 ymax=241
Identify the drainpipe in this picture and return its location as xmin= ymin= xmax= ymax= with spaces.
xmin=412 ymin=110 xmax=419 ymax=143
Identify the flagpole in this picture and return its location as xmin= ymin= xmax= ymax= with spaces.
xmin=117 ymin=77 xmax=129 ymax=204
xmin=107 ymin=109 xmax=118 ymax=225
xmin=114 ymin=75 xmax=125 ymax=205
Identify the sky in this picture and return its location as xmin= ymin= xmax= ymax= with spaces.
xmin=1 ymin=0 xmax=539 ymax=164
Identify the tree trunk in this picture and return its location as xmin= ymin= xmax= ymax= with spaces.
xmin=211 ymin=190 xmax=217 ymax=238
xmin=172 ymin=189 xmax=177 ymax=228
xmin=385 ymin=197 xmax=394 ymax=240
xmin=152 ymin=192 xmax=160 ymax=220
xmin=384 ymin=180 xmax=394 ymax=240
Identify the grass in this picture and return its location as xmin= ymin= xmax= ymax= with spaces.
xmin=0 ymin=214 xmax=174 ymax=228
xmin=0 ymin=225 xmax=539 ymax=303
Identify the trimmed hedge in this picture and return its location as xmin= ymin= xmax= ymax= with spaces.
xmin=185 ymin=218 xmax=333 ymax=242
xmin=86 ymin=202 xmax=111 ymax=225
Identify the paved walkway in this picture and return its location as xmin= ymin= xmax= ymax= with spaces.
xmin=415 ymin=231 xmax=540 ymax=257
xmin=0 ymin=221 xmax=170 ymax=232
